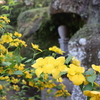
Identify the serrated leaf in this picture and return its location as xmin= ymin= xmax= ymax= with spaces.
xmin=14 ymin=70 xmax=23 ymax=75
xmin=65 ymin=54 xmax=73 ymax=64
xmin=87 ymin=74 xmax=96 ymax=85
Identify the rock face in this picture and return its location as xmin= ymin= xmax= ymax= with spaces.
xmin=68 ymin=0 xmax=100 ymax=69
xmin=68 ymin=0 xmax=100 ymax=100
xmin=17 ymin=7 xmax=49 ymax=39
xmin=50 ymin=0 xmax=100 ymax=77
xmin=51 ymin=0 xmax=100 ymax=100
xmin=68 ymin=24 xmax=100 ymax=68
xmin=50 ymin=0 xmax=89 ymax=20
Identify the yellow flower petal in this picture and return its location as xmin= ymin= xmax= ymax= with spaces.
xmin=35 ymin=68 xmax=43 ymax=77
xmin=52 ymin=69 xmax=60 ymax=79
xmin=92 ymin=64 xmax=100 ymax=73
xmin=68 ymin=74 xmax=85 ymax=85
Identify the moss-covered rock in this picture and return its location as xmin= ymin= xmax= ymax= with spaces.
xmin=68 ymin=23 xmax=100 ymax=68
xmin=17 ymin=7 xmax=60 ymax=59
xmin=17 ymin=7 xmax=50 ymax=38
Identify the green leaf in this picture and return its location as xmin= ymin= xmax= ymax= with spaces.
xmin=15 ymin=55 xmax=22 ymax=64
xmin=56 ymin=85 xmax=62 ymax=90
xmin=34 ymin=77 xmax=38 ymax=81
xmin=24 ymin=59 xmax=32 ymax=63
xmin=35 ymin=95 xmax=41 ymax=99
xmin=83 ymin=83 xmax=93 ymax=91
xmin=1 ymin=6 xmax=9 ymax=10
xmin=2 ymin=61 xmax=12 ymax=66
xmin=84 ymin=70 xmax=94 ymax=75
xmin=65 ymin=54 xmax=73 ymax=64
xmin=87 ymin=97 xmax=91 ymax=100
xmin=48 ymin=89 xmax=54 ymax=93
xmin=14 ymin=70 xmax=23 ymax=75
xmin=87 ymin=74 xmax=96 ymax=85
xmin=79 ymin=83 xmax=84 ymax=91
xmin=22 ymin=85 xmax=29 ymax=89
xmin=22 ymin=57 xmax=27 ymax=61
xmin=59 ymin=71 xmax=67 ymax=76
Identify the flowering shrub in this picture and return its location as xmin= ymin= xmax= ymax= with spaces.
xmin=0 ymin=16 xmax=100 ymax=100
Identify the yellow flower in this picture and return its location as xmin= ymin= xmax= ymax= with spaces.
xmin=19 ymin=39 xmax=27 ymax=47
xmin=0 ymin=44 xmax=8 ymax=54
xmin=1 ymin=33 xmax=13 ymax=43
xmin=0 ymin=54 xmax=5 ymax=61
xmin=51 ymin=57 xmax=68 ymax=79
xmin=0 ymin=16 xmax=10 ymax=23
xmin=67 ymin=64 xmax=85 ymax=85
xmin=22 ymin=79 xmax=27 ymax=85
xmin=92 ymin=64 xmax=100 ymax=73
xmin=54 ymin=89 xmax=71 ymax=97
xmin=49 ymin=46 xmax=65 ymax=55
xmin=0 ymin=84 xmax=3 ymax=90
xmin=0 ymin=24 xmax=2 ymax=28
xmin=31 ymin=56 xmax=68 ymax=78
xmin=31 ymin=57 xmax=46 ymax=77
xmin=10 ymin=39 xmax=27 ymax=47
xmin=94 ymin=82 xmax=100 ymax=87
xmin=0 ymin=67 xmax=4 ymax=73
xmin=11 ymin=77 xmax=19 ymax=84
xmin=24 ymin=71 xmax=32 ymax=79
xmin=29 ymin=81 xmax=34 ymax=87
xmin=7 ymin=69 xmax=14 ymax=75
xmin=84 ymin=90 xmax=100 ymax=100
xmin=14 ymin=31 xmax=22 ymax=37
xmin=47 ymin=89 xmax=51 ymax=94
xmin=18 ymin=64 xmax=25 ymax=71
xmin=57 ymin=77 xmax=63 ymax=83
xmin=44 ymin=82 xmax=56 ymax=88
xmin=31 ymin=43 xmax=42 ymax=52
xmin=71 ymin=57 xmax=81 ymax=67
xmin=13 ymin=85 xmax=20 ymax=91
xmin=1 ymin=96 xmax=6 ymax=100
xmin=9 ymin=39 xmax=19 ymax=47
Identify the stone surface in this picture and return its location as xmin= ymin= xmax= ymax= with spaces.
xmin=68 ymin=0 xmax=100 ymax=100
xmin=68 ymin=0 xmax=100 ymax=68
xmin=17 ymin=7 xmax=49 ymax=39
xmin=50 ymin=0 xmax=89 ymax=20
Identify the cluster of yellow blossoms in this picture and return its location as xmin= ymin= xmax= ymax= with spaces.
xmin=49 ymin=46 xmax=65 ymax=55
xmin=31 ymin=56 xmax=68 ymax=79
xmin=0 ymin=16 xmax=10 ymax=28
xmin=1 ymin=16 xmax=100 ymax=100
xmin=0 ymin=32 xmax=27 ymax=47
